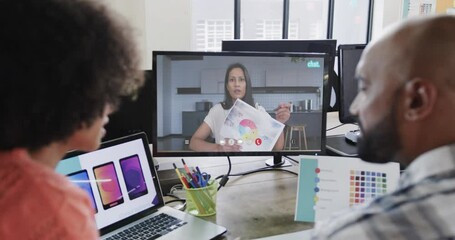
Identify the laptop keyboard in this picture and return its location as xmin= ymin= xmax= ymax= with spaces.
xmin=106 ymin=213 xmax=187 ymax=240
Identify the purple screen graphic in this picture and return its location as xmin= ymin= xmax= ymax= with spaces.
xmin=120 ymin=155 xmax=148 ymax=200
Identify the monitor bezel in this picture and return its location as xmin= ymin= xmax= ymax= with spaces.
xmin=151 ymin=50 xmax=330 ymax=159
xmin=337 ymin=44 xmax=366 ymax=124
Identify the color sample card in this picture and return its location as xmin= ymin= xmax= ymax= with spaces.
xmin=349 ymin=170 xmax=388 ymax=206
xmin=219 ymin=99 xmax=284 ymax=151
xmin=295 ymin=156 xmax=400 ymax=223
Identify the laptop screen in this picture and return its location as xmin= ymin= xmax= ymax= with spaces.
xmin=56 ymin=133 xmax=163 ymax=231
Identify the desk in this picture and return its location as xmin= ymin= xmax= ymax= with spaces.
xmin=157 ymin=112 xmax=355 ymax=239
xmin=326 ymin=111 xmax=358 ymax=136
xmin=162 ymin=156 xmax=313 ymax=240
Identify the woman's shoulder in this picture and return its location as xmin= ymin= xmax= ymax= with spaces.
xmin=210 ymin=102 xmax=226 ymax=111
xmin=206 ymin=102 xmax=224 ymax=116
xmin=213 ymin=102 xmax=223 ymax=108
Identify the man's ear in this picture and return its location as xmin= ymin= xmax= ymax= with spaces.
xmin=402 ymin=78 xmax=437 ymax=121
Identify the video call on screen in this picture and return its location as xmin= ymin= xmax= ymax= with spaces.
xmin=154 ymin=52 xmax=327 ymax=153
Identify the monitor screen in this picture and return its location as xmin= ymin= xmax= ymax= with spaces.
xmin=338 ymin=44 xmax=366 ymax=124
xmin=152 ymin=51 xmax=330 ymax=164
xmin=221 ymin=39 xmax=338 ymax=111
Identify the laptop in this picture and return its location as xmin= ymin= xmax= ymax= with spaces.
xmin=56 ymin=132 xmax=227 ymax=239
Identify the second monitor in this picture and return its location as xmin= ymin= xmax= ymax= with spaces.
xmin=338 ymin=44 xmax=366 ymax=124
xmin=326 ymin=44 xmax=365 ymax=156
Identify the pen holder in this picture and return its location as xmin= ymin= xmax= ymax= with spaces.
xmin=185 ymin=180 xmax=218 ymax=217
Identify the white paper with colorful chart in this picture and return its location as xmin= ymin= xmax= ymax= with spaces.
xmin=219 ymin=99 xmax=285 ymax=151
xmin=295 ymin=156 xmax=400 ymax=222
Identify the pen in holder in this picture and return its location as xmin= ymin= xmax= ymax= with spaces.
xmin=185 ymin=180 xmax=218 ymax=217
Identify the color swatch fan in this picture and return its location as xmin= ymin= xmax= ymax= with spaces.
xmin=295 ymin=156 xmax=400 ymax=222
xmin=219 ymin=99 xmax=284 ymax=151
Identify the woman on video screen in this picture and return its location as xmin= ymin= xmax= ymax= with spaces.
xmin=189 ymin=63 xmax=290 ymax=152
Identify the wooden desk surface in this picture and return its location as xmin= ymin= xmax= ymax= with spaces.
xmin=164 ymin=157 xmax=314 ymax=240
xmin=157 ymin=112 xmax=355 ymax=239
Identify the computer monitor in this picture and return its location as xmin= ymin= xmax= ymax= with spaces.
xmin=222 ymin=39 xmax=338 ymax=111
xmin=338 ymin=44 xmax=366 ymax=124
xmin=103 ymin=70 xmax=154 ymax=141
xmin=152 ymin=51 xmax=330 ymax=166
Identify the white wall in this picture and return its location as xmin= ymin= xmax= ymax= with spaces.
xmin=372 ymin=0 xmax=404 ymax=40
xmin=100 ymin=0 xmax=147 ymax=69
xmin=104 ymin=0 xmax=405 ymax=69
xmin=145 ymin=0 xmax=192 ymax=69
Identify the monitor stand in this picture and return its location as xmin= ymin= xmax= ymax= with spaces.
xmin=265 ymin=155 xmax=292 ymax=167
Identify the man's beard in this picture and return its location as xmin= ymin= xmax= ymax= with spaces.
xmin=357 ymin=106 xmax=401 ymax=164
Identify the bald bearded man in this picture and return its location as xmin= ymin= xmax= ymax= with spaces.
xmin=311 ymin=15 xmax=455 ymax=239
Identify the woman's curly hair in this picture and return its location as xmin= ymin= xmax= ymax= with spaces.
xmin=0 ymin=0 xmax=144 ymax=151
